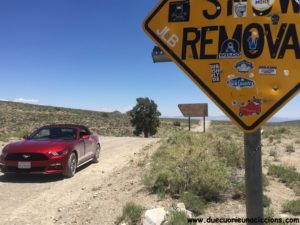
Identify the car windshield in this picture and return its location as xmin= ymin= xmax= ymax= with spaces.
xmin=30 ymin=127 xmax=77 ymax=140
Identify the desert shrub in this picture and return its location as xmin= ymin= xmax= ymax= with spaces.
xmin=101 ymin=112 xmax=109 ymax=118
xmin=286 ymin=145 xmax=295 ymax=153
xmin=268 ymin=165 xmax=300 ymax=184
xmin=263 ymin=174 xmax=270 ymax=188
xmin=213 ymin=136 xmax=244 ymax=169
xmin=269 ymin=135 xmax=274 ymax=143
xmin=181 ymin=192 xmax=206 ymax=215
xmin=263 ymin=195 xmax=272 ymax=208
xmin=173 ymin=121 xmax=181 ymax=127
xmin=268 ymin=165 xmax=300 ymax=194
xmin=115 ymin=202 xmax=144 ymax=225
xmin=232 ymin=182 xmax=245 ymax=200
xmin=282 ymin=199 xmax=300 ymax=216
xmin=263 ymin=126 xmax=290 ymax=144
xmin=166 ymin=210 xmax=189 ymax=225
xmin=269 ymin=149 xmax=277 ymax=157
xmin=144 ymin=132 xmax=231 ymax=202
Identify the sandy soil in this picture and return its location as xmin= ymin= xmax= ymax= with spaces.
xmin=0 ymin=137 xmax=158 ymax=225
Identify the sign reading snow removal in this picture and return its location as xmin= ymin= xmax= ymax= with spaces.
xmin=143 ymin=0 xmax=300 ymax=132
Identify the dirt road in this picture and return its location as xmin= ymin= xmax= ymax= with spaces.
xmin=0 ymin=137 xmax=158 ymax=225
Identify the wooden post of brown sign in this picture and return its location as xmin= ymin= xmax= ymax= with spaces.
xmin=203 ymin=116 xmax=206 ymax=133
xmin=188 ymin=116 xmax=191 ymax=131
xmin=244 ymin=128 xmax=263 ymax=224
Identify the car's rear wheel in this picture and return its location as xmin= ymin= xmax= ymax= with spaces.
xmin=92 ymin=144 xmax=100 ymax=163
xmin=63 ymin=152 xmax=77 ymax=178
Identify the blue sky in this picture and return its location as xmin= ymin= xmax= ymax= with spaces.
xmin=0 ymin=0 xmax=299 ymax=118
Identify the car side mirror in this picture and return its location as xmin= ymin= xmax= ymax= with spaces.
xmin=81 ymin=135 xmax=90 ymax=140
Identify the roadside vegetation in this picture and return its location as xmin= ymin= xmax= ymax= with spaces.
xmin=116 ymin=202 xmax=144 ymax=225
xmin=282 ymin=200 xmax=300 ymax=216
xmin=143 ymin=131 xmax=244 ymax=214
xmin=268 ymin=165 xmax=300 ymax=195
xmin=166 ymin=210 xmax=190 ymax=225
xmin=0 ymin=100 xmax=132 ymax=140
xmin=0 ymin=100 xmax=196 ymax=141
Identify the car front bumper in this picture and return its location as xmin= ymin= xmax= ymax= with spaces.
xmin=0 ymin=157 xmax=68 ymax=174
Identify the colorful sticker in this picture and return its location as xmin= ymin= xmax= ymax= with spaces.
xmin=219 ymin=39 xmax=241 ymax=59
xmin=235 ymin=60 xmax=254 ymax=73
xmin=247 ymin=28 xmax=259 ymax=51
xmin=234 ymin=2 xmax=247 ymax=18
xmin=227 ymin=77 xmax=255 ymax=89
xmin=284 ymin=70 xmax=290 ymax=76
xmin=239 ymin=97 xmax=262 ymax=117
xmin=251 ymin=0 xmax=274 ymax=12
xmin=168 ymin=1 xmax=190 ymax=22
xmin=258 ymin=66 xmax=277 ymax=75
xmin=210 ymin=63 xmax=221 ymax=83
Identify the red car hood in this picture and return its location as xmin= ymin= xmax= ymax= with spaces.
xmin=5 ymin=139 xmax=75 ymax=154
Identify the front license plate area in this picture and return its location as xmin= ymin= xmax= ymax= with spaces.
xmin=18 ymin=162 xmax=31 ymax=169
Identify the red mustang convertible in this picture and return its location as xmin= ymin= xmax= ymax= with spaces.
xmin=0 ymin=124 xmax=100 ymax=178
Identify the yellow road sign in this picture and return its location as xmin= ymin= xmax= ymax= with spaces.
xmin=143 ymin=0 xmax=300 ymax=132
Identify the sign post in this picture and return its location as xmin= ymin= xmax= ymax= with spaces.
xmin=144 ymin=0 xmax=300 ymax=222
xmin=244 ymin=129 xmax=263 ymax=224
xmin=203 ymin=115 xmax=206 ymax=133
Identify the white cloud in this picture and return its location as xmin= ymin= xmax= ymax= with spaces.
xmin=13 ymin=98 xmax=39 ymax=104
xmin=0 ymin=98 xmax=8 ymax=101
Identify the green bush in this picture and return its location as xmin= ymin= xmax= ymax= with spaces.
xmin=269 ymin=149 xmax=277 ymax=158
xmin=263 ymin=195 xmax=272 ymax=208
xmin=166 ymin=210 xmax=190 ymax=225
xmin=116 ymin=202 xmax=144 ymax=225
xmin=282 ymin=199 xmax=300 ymax=215
xmin=181 ymin=192 xmax=206 ymax=215
xmin=232 ymin=182 xmax=245 ymax=200
xmin=144 ymin=132 xmax=232 ymax=202
xmin=173 ymin=121 xmax=181 ymax=127
xmin=268 ymin=165 xmax=300 ymax=194
xmin=263 ymin=174 xmax=270 ymax=188
xmin=286 ymin=145 xmax=295 ymax=153
xmin=268 ymin=165 xmax=300 ymax=184
xmin=213 ymin=136 xmax=244 ymax=169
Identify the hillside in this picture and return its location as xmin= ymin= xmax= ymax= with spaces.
xmin=0 ymin=101 xmax=132 ymax=140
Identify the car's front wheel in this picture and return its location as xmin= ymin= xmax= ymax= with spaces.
xmin=92 ymin=144 xmax=100 ymax=163
xmin=63 ymin=152 xmax=77 ymax=178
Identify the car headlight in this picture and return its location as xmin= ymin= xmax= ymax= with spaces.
xmin=48 ymin=150 xmax=68 ymax=156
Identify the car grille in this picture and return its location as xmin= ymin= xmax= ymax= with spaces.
xmin=5 ymin=153 xmax=48 ymax=161
xmin=5 ymin=166 xmax=46 ymax=173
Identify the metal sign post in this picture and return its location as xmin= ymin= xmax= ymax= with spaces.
xmin=244 ymin=129 xmax=263 ymax=224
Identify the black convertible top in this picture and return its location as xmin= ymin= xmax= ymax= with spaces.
xmin=41 ymin=124 xmax=89 ymax=130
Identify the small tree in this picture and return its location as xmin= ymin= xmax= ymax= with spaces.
xmin=129 ymin=97 xmax=161 ymax=138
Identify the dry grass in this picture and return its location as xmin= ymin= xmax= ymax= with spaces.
xmin=0 ymin=101 xmax=191 ymax=140
xmin=0 ymin=101 xmax=133 ymax=139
